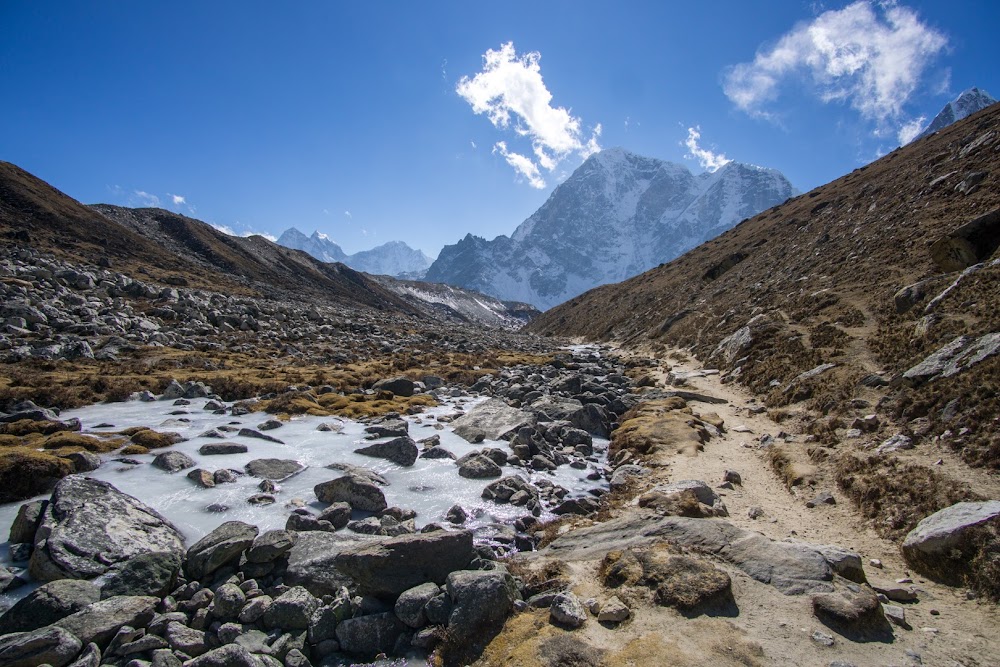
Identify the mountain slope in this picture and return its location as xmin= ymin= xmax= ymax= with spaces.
xmin=530 ymin=103 xmax=1000 ymax=469
xmin=277 ymin=229 xmax=432 ymax=278
xmin=372 ymin=275 xmax=539 ymax=329
xmin=425 ymin=148 xmax=795 ymax=310
xmin=914 ymin=87 xmax=997 ymax=141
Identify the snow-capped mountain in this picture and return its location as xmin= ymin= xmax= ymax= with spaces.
xmin=425 ymin=147 xmax=796 ymax=310
xmin=371 ymin=276 xmax=539 ymax=329
xmin=348 ymin=241 xmax=433 ymax=279
xmin=276 ymin=228 xmax=348 ymax=264
xmin=915 ymin=87 xmax=997 ymax=141
xmin=277 ymin=229 xmax=432 ymax=279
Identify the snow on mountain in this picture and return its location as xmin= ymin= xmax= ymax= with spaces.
xmin=425 ymin=147 xmax=796 ymax=310
xmin=915 ymin=87 xmax=997 ymax=141
xmin=276 ymin=228 xmax=349 ymax=264
xmin=371 ymin=276 xmax=539 ymax=330
xmin=276 ymin=230 xmax=432 ymax=279
xmin=348 ymin=241 xmax=433 ymax=279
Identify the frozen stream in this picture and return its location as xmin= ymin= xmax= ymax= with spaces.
xmin=0 ymin=390 xmax=608 ymax=588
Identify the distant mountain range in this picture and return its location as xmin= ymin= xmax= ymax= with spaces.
xmin=276 ymin=229 xmax=433 ymax=279
xmin=914 ymin=87 xmax=997 ymax=142
xmin=425 ymin=147 xmax=796 ymax=310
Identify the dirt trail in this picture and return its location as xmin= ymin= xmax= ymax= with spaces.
xmin=599 ymin=349 xmax=1000 ymax=666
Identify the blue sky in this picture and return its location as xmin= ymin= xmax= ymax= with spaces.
xmin=1 ymin=1 xmax=997 ymax=257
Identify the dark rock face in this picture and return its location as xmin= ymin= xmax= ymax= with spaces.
xmin=283 ymin=531 xmax=360 ymax=597
xmin=185 ymin=521 xmax=259 ymax=580
xmin=353 ymin=436 xmax=418 ymax=467
xmin=29 ymin=477 xmax=185 ymax=581
xmin=445 ymin=569 xmax=521 ymax=650
xmin=335 ymin=612 xmax=408 ymax=657
xmin=0 ymin=579 xmax=100 ymax=634
xmin=314 ymin=475 xmax=387 ymax=512
xmin=372 ymin=377 xmax=416 ymax=397
xmin=334 ymin=530 xmax=475 ymax=598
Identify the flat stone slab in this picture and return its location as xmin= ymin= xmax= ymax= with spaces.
xmin=451 ymin=399 xmax=534 ymax=443
xmin=244 ymin=459 xmax=305 ymax=481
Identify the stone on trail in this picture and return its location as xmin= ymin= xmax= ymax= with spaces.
xmin=549 ymin=591 xmax=588 ymax=628
xmin=29 ymin=476 xmax=185 ymax=582
xmin=901 ymin=500 xmax=1000 ymax=583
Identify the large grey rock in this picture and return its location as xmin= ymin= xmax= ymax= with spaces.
xmin=353 ymin=436 xmax=418 ymax=467
xmin=638 ymin=479 xmax=728 ymax=517
xmin=372 ymin=377 xmax=416 ymax=397
xmin=324 ymin=463 xmax=389 ymax=486
xmin=246 ymin=529 xmax=298 ymax=563
xmin=0 ymin=626 xmax=82 ymax=667
xmin=446 ymin=569 xmax=520 ymax=647
xmin=363 ymin=417 xmax=409 ymax=438
xmin=244 ymin=458 xmax=305 ymax=481
xmin=314 ymin=475 xmax=387 ymax=512
xmin=8 ymin=499 xmax=47 ymax=545
xmin=211 ymin=583 xmax=246 ymax=619
xmin=65 ymin=451 xmax=101 ymax=473
xmin=0 ymin=579 xmax=100 ymax=634
xmin=99 ymin=551 xmax=181 ymax=599
xmin=151 ymin=451 xmax=195 ymax=473
xmin=263 ymin=586 xmax=320 ymax=630
xmin=903 ymin=333 xmax=1000 ymax=385
xmin=334 ymin=529 xmax=475 ymax=598
xmin=902 ymin=500 xmax=1000 ymax=581
xmin=30 ymin=477 xmax=185 ymax=581
xmin=528 ymin=396 xmax=584 ymax=421
xmin=547 ymin=514 xmax=834 ymax=594
xmin=335 ymin=612 xmax=407 ymax=657
xmin=164 ymin=621 xmax=207 ymax=656
xmin=185 ymin=521 xmax=258 ymax=580
xmin=283 ymin=531 xmax=360 ymax=597
xmin=458 ymin=454 xmax=503 ymax=479
xmin=198 ymin=443 xmax=248 ymax=456
xmin=54 ymin=595 xmax=157 ymax=647
xmin=812 ymin=585 xmax=889 ymax=638
xmin=394 ymin=582 xmax=440 ymax=628
xmin=451 ymin=398 xmax=535 ymax=443
xmin=549 ymin=591 xmax=587 ymax=628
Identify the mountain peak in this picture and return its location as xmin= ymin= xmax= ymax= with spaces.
xmin=915 ymin=87 xmax=997 ymax=141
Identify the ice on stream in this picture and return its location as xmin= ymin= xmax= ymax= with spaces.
xmin=0 ymin=390 xmax=609 ymax=603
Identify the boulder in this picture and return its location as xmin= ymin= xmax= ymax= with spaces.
xmin=185 ymin=521 xmax=258 ymax=580
xmin=812 ymin=585 xmax=889 ymax=639
xmin=198 ymin=443 xmax=248 ymax=456
xmin=549 ymin=592 xmax=587 ymax=628
xmin=394 ymin=582 xmax=440 ymax=628
xmin=151 ymin=451 xmax=195 ymax=473
xmin=211 ymin=583 xmax=246 ymax=619
xmin=8 ymin=499 xmax=47 ymax=544
xmin=335 ymin=612 xmax=408 ymax=658
xmin=901 ymin=500 xmax=1000 ymax=583
xmin=0 ymin=579 xmax=100 ymax=634
xmin=54 ymin=595 xmax=157 ymax=647
xmin=164 ymin=621 xmax=207 ymax=656
xmin=0 ymin=626 xmax=82 ymax=667
xmin=446 ymin=569 xmax=520 ymax=647
xmin=354 ymin=436 xmax=418 ymax=467
xmin=372 ymin=377 xmax=416 ymax=397
xmin=314 ymin=475 xmax=387 ymax=512
xmin=363 ymin=418 xmax=409 ymax=438
xmin=451 ymin=398 xmax=535 ymax=443
xmin=317 ymin=502 xmax=352 ymax=530
xmin=245 ymin=529 xmax=298 ymax=564
xmin=283 ymin=531 xmax=360 ymax=597
xmin=263 ymin=586 xmax=320 ymax=630
xmin=458 ymin=454 xmax=503 ymax=479
xmin=325 ymin=462 xmax=389 ymax=486
xmin=244 ymin=458 xmax=305 ymax=481
xmin=334 ymin=529 xmax=475 ymax=598
xmin=99 ymin=551 xmax=181 ymax=599
xmin=421 ymin=446 xmax=456 ymax=460
xmin=637 ymin=480 xmax=729 ymax=517
xmin=183 ymin=643 xmax=258 ymax=667
xmin=30 ymin=477 xmax=185 ymax=581
xmin=65 ymin=451 xmax=101 ymax=473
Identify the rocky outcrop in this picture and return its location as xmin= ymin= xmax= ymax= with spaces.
xmin=29 ymin=477 xmax=185 ymax=582
xmin=314 ymin=475 xmax=387 ymax=512
xmin=902 ymin=501 xmax=1000 ymax=583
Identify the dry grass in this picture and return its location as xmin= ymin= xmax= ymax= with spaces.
xmin=40 ymin=433 xmax=126 ymax=453
xmin=0 ymin=448 xmax=73 ymax=502
xmin=127 ymin=429 xmax=183 ymax=449
xmin=766 ymin=444 xmax=817 ymax=488
xmin=835 ymin=453 xmax=980 ymax=540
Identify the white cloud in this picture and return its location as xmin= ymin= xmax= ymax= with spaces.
xmin=133 ymin=190 xmax=160 ymax=207
xmin=344 ymin=210 xmax=352 ymax=219
xmin=493 ymin=141 xmax=545 ymax=189
xmin=457 ymin=41 xmax=601 ymax=188
xmin=470 ymin=140 xmax=477 ymax=149
xmin=169 ymin=193 xmax=186 ymax=206
xmin=684 ymin=127 xmax=732 ymax=172
xmin=209 ymin=222 xmax=276 ymax=242
xmin=724 ymin=1 xmax=946 ymax=127
xmin=897 ymin=116 xmax=926 ymax=144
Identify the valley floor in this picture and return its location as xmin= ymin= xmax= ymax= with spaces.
xmin=481 ymin=345 xmax=1000 ymax=667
